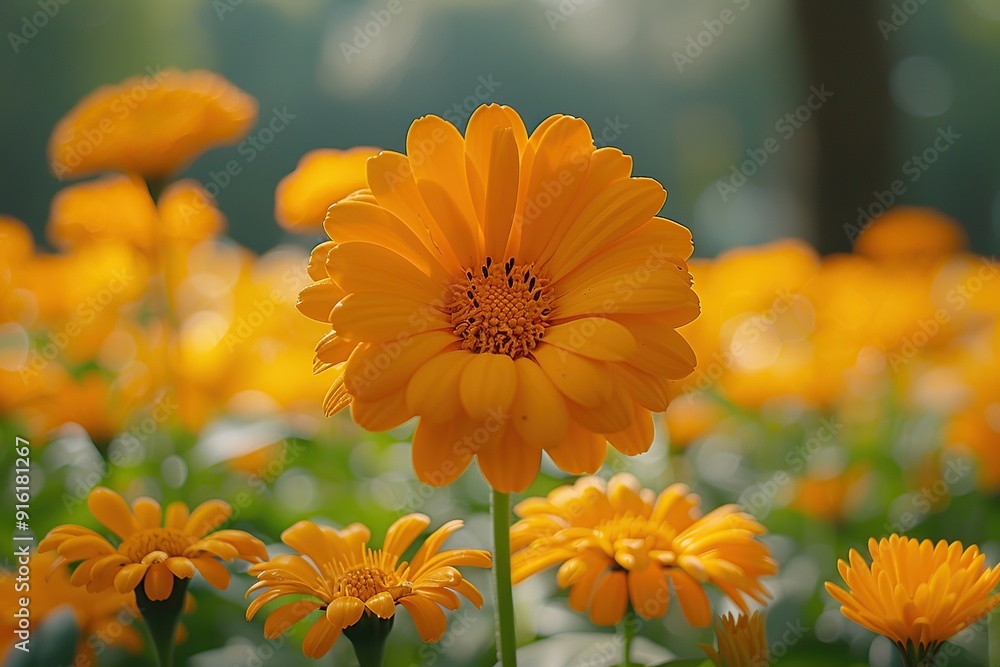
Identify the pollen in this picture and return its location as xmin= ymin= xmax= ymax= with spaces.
xmin=448 ymin=256 xmax=554 ymax=359
xmin=335 ymin=566 xmax=406 ymax=601
xmin=119 ymin=528 xmax=194 ymax=561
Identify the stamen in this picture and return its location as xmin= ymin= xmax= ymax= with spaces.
xmin=447 ymin=257 xmax=554 ymax=359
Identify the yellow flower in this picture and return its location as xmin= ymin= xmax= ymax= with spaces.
xmin=699 ymin=612 xmax=769 ymax=667
xmin=275 ymin=147 xmax=381 ymax=232
xmin=39 ymin=487 xmax=267 ymax=602
xmin=246 ymin=514 xmax=491 ymax=658
xmin=853 ymin=206 xmax=967 ymax=265
xmin=159 ymin=179 xmax=227 ymax=242
xmin=510 ymin=474 xmax=775 ymax=627
xmin=49 ymin=69 xmax=257 ymax=180
xmin=47 ymin=174 xmax=160 ymax=249
xmin=1 ymin=551 xmax=144 ymax=664
xmin=299 ymin=104 xmax=699 ymax=492
xmin=825 ymin=535 xmax=1000 ymax=661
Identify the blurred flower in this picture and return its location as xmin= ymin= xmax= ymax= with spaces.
xmin=699 ymin=611 xmax=769 ymax=667
xmin=1 ymin=551 xmax=143 ymax=664
xmin=853 ymin=206 xmax=967 ymax=265
xmin=47 ymin=174 xmax=159 ymax=249
xmin=275 ymin=147 xmax=380 ymax=232
xmin=39 ymin=487 xmax=266 ymax=601
xmin=790 ymin=464 xmax=872 ymax=522
xmin=298 ymin=103 xmax=699 ymax=492
xmin=510 ymin=474 xmax=775 ymax=626
xmin=159 ymin=179 xmax=227 ymax=243
xmin=246 ymin=514 xmax=491 ymax=658
xmin=825 ymin=535 xmax=1000 ymax=664
xmin=49 ymin=69 xmax=257 ymax=180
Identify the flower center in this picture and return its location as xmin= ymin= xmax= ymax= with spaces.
xmin=119 ymin=528 xmax=193 ymax=562
xmin=448 ymin=256 xmax=554 ymax=359
xmin=335 ymin=566 xmax=409 ymax=601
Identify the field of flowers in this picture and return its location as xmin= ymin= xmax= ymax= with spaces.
xmin=2 ymin=18 xmax=1000 ymax=667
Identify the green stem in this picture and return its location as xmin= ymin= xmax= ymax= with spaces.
xmin=991 ymin=610 xmax=1000 ymax=667
xmin=344 ymin=613 xmax=393 ymax=667
xmin=135 ymin=577 xmax=188 ymax=667
xmin=621 ymin=608 xmax=637 ymax=667
xmin=492 ymin=490 xmax=518 ymax=667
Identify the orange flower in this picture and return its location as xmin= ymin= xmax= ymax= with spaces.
xmin=853 ymin=206 xmax=967 ymax=265
xmin=699 ymin=612 xmax=769 ymax=667
xmin=275 ymin=147 xmax=380 ymax=232
xmin=49 ymin=69 xmax=257 ymax=180
xmin=826 ymin=535 xmax=1000 ymax=663
xmin=246 ymin=514 xmax=490 ymax=658
xmin=159 ymin=179 xmax=227 ymax=242
xmin=510 ymin=474 xmax=775 ymax=627
xmin=1 ymin=551 xmax=144 ymax=664
xmin=47 ymin=174 xmax=159 ymax=249
xmin=39 ymin=487 xmax=266 ymax=601
xmin=299 ymin=104 xmax=699 ymax=492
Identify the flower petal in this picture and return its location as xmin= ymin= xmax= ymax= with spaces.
xmin=326 ymin=596 xmax=365 ymax=631
xmin=398 ymin=594 xmax=448 ymax=642
xmin=459 ymin=352 xmax=517 ymax=421
xmin=88 ymin=487 xmax=139 ymax=540
xmin=302 ymin=616 xmax=341 ymax=659
xmin=144 ymin=563 xmax=174 ymax=601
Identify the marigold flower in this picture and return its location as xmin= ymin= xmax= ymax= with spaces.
xmin=47 ymin=174 xmax=160 ymax=249
xmin=299 ymin=104 xmax=699 ymax=491
xmin=825 ymin=535 xmax=1000 ymax=663
xmin=39 ymin=487 xmax=267 ymax=602
xmin=699 ymin=612 xmax=769 ymax=667
xmin=246 ymin=514 xmax=491 ymax=658
xmin=510 ymin=474 xmax=775 ymax=627
xmin=1 ymin=551 xmax=144 ymax=664
xmin=49 ymin=69 xmax=257 ymax=180
xmin=853 ymin=206 xmax=967 ymax=265
xmin=275 ymin=147 xmax=380 ymax=232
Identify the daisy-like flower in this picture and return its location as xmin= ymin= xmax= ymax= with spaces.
xmin=245 ymin=514 xmax=491 ymax=659
xmin=699 ymin=612 xmax=769 ymax=667
xmin=49 ymin=69 xmax=257 ymax=180
xmin=39 ymin=487 xmax=267 ymax=602
xmin=825 ymin=535 xmax=1000 ymax=665
xmin=275 ymin=147 xmax=380 ymax=232
xmin=510 ymin=474 xmax=775 ymax=627
xmin=298 ymin=104 xmax=700 ymax=492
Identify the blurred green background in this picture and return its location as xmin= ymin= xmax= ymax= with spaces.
xmin=2 ymin=0 xmax=1000 ymax=257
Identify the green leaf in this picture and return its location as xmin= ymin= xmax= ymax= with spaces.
xmin=6 ymin=608 xmax=79 ymax=667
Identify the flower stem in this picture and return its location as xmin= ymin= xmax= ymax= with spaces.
xmin=620 ymin=608 xmax=637 ymax=667
xmin=135 ymin=578 xmax=188 ymax=667
xmin=492 ymin=490 xmax=518 ymax=667
xmin=344 ymin=613 xmax=393 ymax=667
